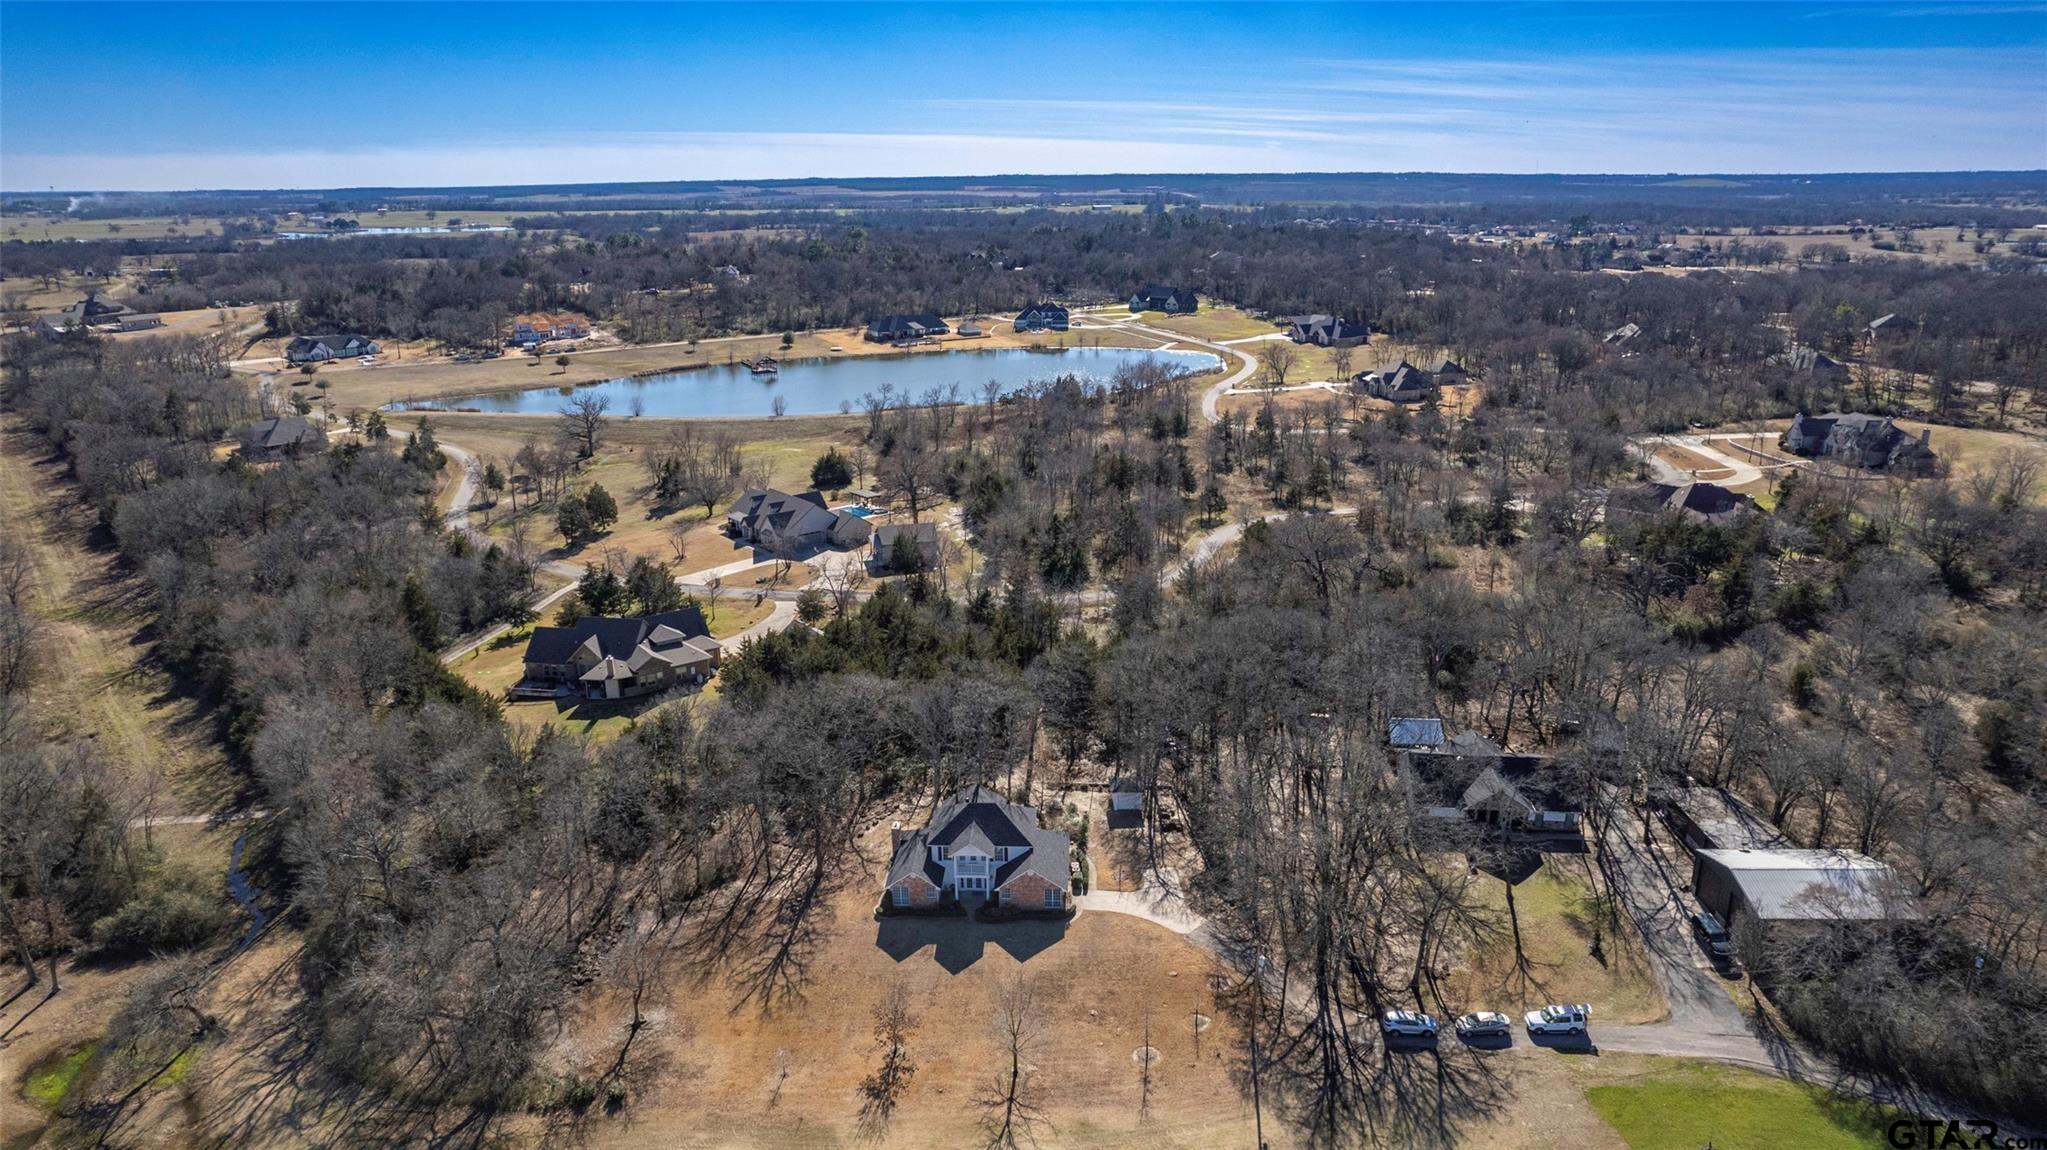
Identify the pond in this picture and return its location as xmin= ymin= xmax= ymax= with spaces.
xmin=389 ymin=345 xmax=1222 ymax=419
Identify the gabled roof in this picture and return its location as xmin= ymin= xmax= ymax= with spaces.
xmin=887 ymin=784 xmax=1072 ymax=894
xmin=243 ymin=415 xmax=322 ymax=450
xmin=927 ymin=784 xmax=1037 ymax=849
xmin=1645 ymin=481 xmax=1757 ymax=523
xmin=865 ymin=313 xmax=949 ymax=338
xmin=727 ymin=489 xmax=850 ymax=542
xmin=1015 ymin=301 xmax=1069 ymax=322
xmin=1403 ymin=741 xmax=1578 ymax=817
xmin=521 ymin=606 xmax=713 ymax=670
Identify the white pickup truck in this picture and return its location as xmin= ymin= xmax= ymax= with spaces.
xmin=1523 ymin=1003 xmax=1591 ymax=1035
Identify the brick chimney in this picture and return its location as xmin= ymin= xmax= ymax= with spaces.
xmin=889 ymin=820 xmax=907 ymax=851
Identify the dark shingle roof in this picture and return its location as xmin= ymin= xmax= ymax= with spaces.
xmin=520 ymin=606 xmax=710 ymax=667
xmin=244 ymin=415 xmax=321 ymax=450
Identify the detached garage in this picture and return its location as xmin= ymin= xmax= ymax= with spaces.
xmin=1692 ymin=847 xmax=1904 ymax=926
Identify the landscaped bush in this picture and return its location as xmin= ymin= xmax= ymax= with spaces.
xmin=975 ymin=901 xmax=1077 ymax=923
xmin=85 ymin=866 xmax=236 ymax=960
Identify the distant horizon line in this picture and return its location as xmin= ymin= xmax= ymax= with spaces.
xmin=8 ymin=167 xmax=2046 ymax=199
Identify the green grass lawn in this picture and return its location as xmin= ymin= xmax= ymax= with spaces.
xmin=1446 ymin=855 xmax=1667 ymax=1024
xmin=1587 ymin=1059 xmax=1896 ymax=1150
xmin=25 ymin=1042 xmax=98 ymax=1110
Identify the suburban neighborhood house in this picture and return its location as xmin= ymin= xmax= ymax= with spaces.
xmin=1604 ymin=322 xmax=1643 ymax=347
xmin=1355 ymin=358 xmax=1444 ymax=403
xmin=1770 ymin=344 xmax=1849 ymax=388
xmin=239 ymin=415 xmax=329 ymax=461
xmin=517 ymin=607 xmax=721 ymax=701
xmin=1128 ymin=285 xmax=1198 ymax=314
xmin=1399 ymin=730 xmax=1583 ymax=833
xmin=871 ymin=521 xmax=940 ymax=573
xmin=1287 ymin=314 xmax=1370 ymax=347
xmin=1626 ymin=481 xmax=1760 ymax=526
xmin=35 ymin=295 xmax=161 ymax=338
xmin=1782 ymin=411 xmax=1937 ymax=473
xmin=863 ymin=313 xmax=950 ymax=343
xmin=284 ymin=333 xmax=380 ymax=364
xmin=1691 ymin=847 xmax=1904 ymax=926
xmin=1012 ymin=301 xmax=1070 ymax=332
xmin=508 ymin=313 xmax=590 ymax=347
xmin=725 ymin=488 xmax=873 ymax=552
xmin=885 ymin=786 xmax=1072 ymax=910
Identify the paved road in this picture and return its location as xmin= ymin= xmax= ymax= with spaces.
xmin=1070 ymin=311 xmax=1259 ymax=424
xmin=1634 ymin=433 xmax=1798 ymax=489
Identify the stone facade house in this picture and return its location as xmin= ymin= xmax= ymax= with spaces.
xmin=884 ymin=786 xmax=1072 ymax=911
xmin=1287 ymin=314 xmax=1370 ymax=347
xmin=725 ymin=489 xmax=873 ymax=552
xmin=518 ymin=606 xmax=721 ymax=701
xmin=1355 ymin=359 xmax=1437 ymax=403
xmin=1782 ymin=412 xmax=1936 ymax=473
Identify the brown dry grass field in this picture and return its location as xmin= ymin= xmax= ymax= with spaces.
xmin=0 ymin=214 xmax=234 ymax=241
xmin=1670 ymin=225 xmax=2034 ymax=267
xmin=0 ymin=419 xmax=227 ymax=814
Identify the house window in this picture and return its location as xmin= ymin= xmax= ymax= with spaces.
xmin=1044 ymin=889 xmax=1063 ymax=909
xmin=932 ymin=846 xmax=947 ymax=861
xmin=891 ymin=886 xmax=909 ymax=907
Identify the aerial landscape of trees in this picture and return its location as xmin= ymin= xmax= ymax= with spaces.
xmin=3 ymin=173 xmax=2045 ymax=1145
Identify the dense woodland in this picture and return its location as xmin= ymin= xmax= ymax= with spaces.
xmin=3 ymin=190 xmax=2047 ymax=1145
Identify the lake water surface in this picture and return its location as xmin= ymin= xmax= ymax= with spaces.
xmin=391 ymin=346 xmax=1221 ymax=419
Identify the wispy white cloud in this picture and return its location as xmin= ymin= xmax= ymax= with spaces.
xmin=5 ymin=45 xmax=2039 ymax=189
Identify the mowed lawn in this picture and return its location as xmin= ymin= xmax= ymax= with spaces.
xmin=1445 ymin=855 xmax=1667 ymax=1025
xmin=386 ymin=411 xmax=863 ymax=568
xmin=1586 ymin=1058 xmax=1898 ymax=1150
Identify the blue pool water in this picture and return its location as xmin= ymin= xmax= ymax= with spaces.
xmin=389 ymin=345 xmax=1221 ymax=420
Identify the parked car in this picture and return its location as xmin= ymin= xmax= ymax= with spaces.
xmin=1380 ymin=1010 xmax=1439 ymax=1038
xmin=1454 ymin=1011 xmax=1511 ymax=1039
xmin=1523 ymin=1003 xmax=1590 ymax=1035
xmin=1692 ymin=910 xmax=1735 ymax=963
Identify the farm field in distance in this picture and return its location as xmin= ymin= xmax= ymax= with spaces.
xmin=4 ymin=21 xmax=2044 ymax=1141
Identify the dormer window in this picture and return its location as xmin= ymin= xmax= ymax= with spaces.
xmin=932 ymin=845 xmax=947 ymax=861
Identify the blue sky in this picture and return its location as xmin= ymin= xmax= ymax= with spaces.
xmin=3 ymin=2 xmax=2043 ymax=190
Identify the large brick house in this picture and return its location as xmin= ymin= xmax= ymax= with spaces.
xmin=884 ymin=786 xmax=1072 ymax=911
